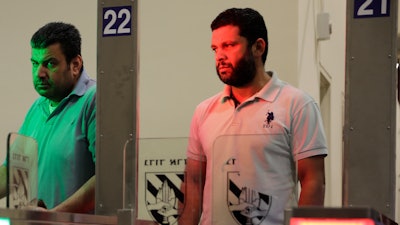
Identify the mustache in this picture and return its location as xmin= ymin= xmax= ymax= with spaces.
xmin=217 ymin=61 xmax=232 ymax=68
xmin=34 ymin=78 xmax=50 ymax=86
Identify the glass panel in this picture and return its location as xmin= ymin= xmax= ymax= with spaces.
xmin=122 ymin=137 xmax=135 ymax=210
xmin=212 ymin=134 xmax=298 ymax=225
xmin=6 ymin=132 xmax=38 ymax=209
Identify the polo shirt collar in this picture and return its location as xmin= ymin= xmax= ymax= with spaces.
xmin=255 ymin=71 xmax=282 ymax=102
xmin=70 ymin=69 xmax=91 ymax=97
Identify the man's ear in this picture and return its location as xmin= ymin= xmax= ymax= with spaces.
xmin=252 ymin=38 xmax=266 ymax=57
xmin=70 ymin=55 xmax=83 ymax=77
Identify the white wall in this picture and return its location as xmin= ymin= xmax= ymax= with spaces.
xmin=297 ymin=0 xmax=347 ymax=209
xmin=318 ymin=0 xmax=347 ymax=209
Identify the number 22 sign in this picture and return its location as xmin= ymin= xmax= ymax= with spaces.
xmin=102 ymin=6 xmax=132 ymax=37
xmin=354 ymin=0 xmax=390 ymax=18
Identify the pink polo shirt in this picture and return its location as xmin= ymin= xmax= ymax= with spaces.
xmin=187 ymin=71 xmax=328 ymax=225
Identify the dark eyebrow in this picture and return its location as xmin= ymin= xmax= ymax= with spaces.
xmin=30 ymin=57 xmax=56 ymax=65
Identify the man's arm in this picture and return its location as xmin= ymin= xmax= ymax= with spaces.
xmin=178 ymin=158 xmax=206 ymax=225
xmin=297 ymin=155 xmax=326 ymax=206
xmin=51 ymin=175 xmax=95 ymax=213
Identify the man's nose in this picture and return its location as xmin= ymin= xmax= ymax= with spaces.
xmin=34 ymin=65 xmax=47 ymax=78
xmin=215 ymin=49 xmax=227 ymax=62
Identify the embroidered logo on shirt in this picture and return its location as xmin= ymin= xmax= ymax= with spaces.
xmin=263 ymin=111 xmax=274 ymax=128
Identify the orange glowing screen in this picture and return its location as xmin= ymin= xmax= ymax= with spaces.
xmin=290 ymin=218 xmax=375 ymax=225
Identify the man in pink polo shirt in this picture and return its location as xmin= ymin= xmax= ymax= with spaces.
xmin=179 ymin=8 xmax=328 ymax=225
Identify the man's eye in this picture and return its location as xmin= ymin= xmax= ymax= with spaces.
xmin=44 ymin=60 xmax=56 ymax=69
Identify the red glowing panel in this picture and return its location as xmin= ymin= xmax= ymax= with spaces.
xmin=290 ymin=218 xmax=375 ymax=225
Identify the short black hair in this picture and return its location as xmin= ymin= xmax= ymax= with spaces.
xmin=31 ymin=22 xmax=82 ymax=65
xmin=211 ymin=8 xmax=269 ymax=64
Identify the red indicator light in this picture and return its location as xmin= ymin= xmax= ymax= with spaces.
xmin=290 ymin=218 xmax=375 ymax=225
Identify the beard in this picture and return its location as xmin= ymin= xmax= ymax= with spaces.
xmin=216 ymin=49 xmax=256 ymax=88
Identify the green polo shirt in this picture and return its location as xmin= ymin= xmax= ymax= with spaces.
xmin=19 ymin=70 xmax=96 ymax=209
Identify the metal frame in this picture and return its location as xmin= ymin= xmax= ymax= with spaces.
xmin=343 ymin=0 xmax=398 ymax=219
xmin=96 ymin=0 xmax=139 ymax=216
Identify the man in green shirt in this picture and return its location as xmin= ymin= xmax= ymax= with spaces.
xmin=0 ymin=22 xmax=96 ymax=213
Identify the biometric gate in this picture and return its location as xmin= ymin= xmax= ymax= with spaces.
xmin=344 ymin=0 xmax=397 ymax=220
xmin=96 ymin=0 xmax=138 ymax=219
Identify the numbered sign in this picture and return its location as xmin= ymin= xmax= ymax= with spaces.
xmin=102 ymin=6 xmax=132 ymax=37
xmin=354 ymin=0 xmax=390 ymax=18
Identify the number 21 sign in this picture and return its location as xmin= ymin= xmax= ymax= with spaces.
xmin=102 ymin=6 xmax=132 ymax=37
xmin=354 ymin=0 xmax=390 ymax=18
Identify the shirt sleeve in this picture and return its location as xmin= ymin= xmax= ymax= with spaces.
xmin=291 ymin=97 xmax=328 ymax=161
xmin=186 ymin=106 xmax=207 ymax=162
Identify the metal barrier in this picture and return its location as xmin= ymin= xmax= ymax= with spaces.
xmin=0 ymin=208 xmax=117 ymax=225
